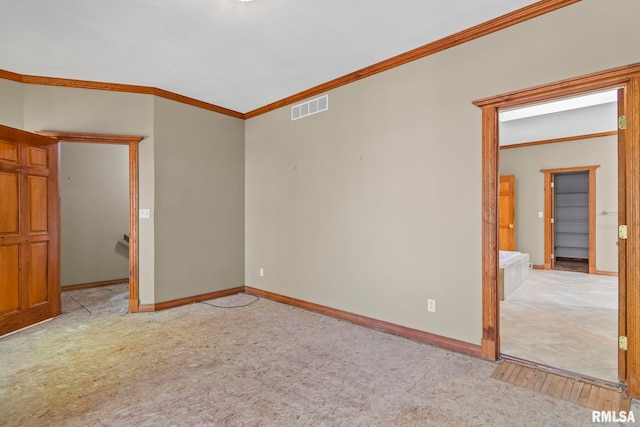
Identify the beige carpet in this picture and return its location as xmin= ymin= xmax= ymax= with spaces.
xmin=1 ymin=284 xmax=634 ymax=426
xmin=500 ymin=269 xmax=618 ymax=382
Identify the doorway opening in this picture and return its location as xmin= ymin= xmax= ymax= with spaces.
xmin=498 ymin=94 xmax=618 ymax=382
xmin=36 ymin=131 xmax=143 ymax=313
xmin=554 ymin=171 xmax=590 ymax=273
xmin=497 ymin=94 xmax=620 ymax=382
xmin=58 ymin=142 xmax=130 ymax=315
xmin=541 ymin=165 xmax=603 ymax=275
xmin=474 ymin=63 xmax=640 ymax=397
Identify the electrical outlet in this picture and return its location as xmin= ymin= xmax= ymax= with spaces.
xmin=427 ymin=299 xmax=436 ymax=312
xmin=259 ymin=268 xmax=264 ymax=277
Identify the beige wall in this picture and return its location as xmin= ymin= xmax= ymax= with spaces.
xmin=245 ymin=0 xmax=640 ymax=345
xmin=499 ymin=136 xmax=618 ymax=271
xmin=20 ymin=85 xmax=157 ymax=303
xmin=0 ymin=79 xmax=23 ymax=129
xmin=153 ymin=97 xmax=245 ymax=302
xmin=60 ymin=143 xmax=130 ymax=285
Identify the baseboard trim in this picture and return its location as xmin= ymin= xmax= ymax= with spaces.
xmin=529 ymin=264 xmax=615 ymax=275
xmin=137 ymin=303 xmax=156 ymax=312
xmin=594 ymin=270 xmax=619 ymax=277
xmin=138 ymin=286 xmax=246 ymax=312
xmin=61 ymin=278 xmax=129 ymax=292
xmin=245 ymin=286 xmax=481 ymax=357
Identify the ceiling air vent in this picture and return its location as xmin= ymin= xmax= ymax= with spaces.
xmin=291 ymin=94 xmax=328 ymax=121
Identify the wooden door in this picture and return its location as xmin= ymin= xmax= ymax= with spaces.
xmin=499 ymin=175 xmax=516 ymax=251
xmin=0 ymin=125 xmax=60 ymax=336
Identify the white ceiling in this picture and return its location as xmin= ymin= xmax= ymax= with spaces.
xmin=0 ymin=0 xmax=538 ymax=114
xmin=499 ymin=102 xmax=618 ymax=146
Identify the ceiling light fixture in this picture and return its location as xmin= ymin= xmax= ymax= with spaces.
xmin=499 ymin=89 xmax=618 ymax=122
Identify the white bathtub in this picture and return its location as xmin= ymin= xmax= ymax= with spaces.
xmin=499 ymin=250 xmax=530 ymax=300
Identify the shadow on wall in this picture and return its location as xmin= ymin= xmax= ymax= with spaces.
xmin=115 ymin=240 xmax=129 ymax=259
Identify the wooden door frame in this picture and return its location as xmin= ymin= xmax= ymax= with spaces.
xmin=473 ymin=63 xmax=640 ymax=397
xmin=36 ymin=131 xmax=143 ymax=313
xmin=541 ymin=165 xmax=599 ymax=273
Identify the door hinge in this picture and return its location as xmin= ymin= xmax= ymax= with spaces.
xmin=550 ymin=218 xmax=554 ymax=224
xmin=619 ymin=115 xmax=627 ymax=130
xmin=550 ymin=182 xmax=555 ymax=188
xmin=619 ymin=225 xmax=628 ymax=240
xmin=620 ymin=336 xmax=628 ymax=351
xmin=551 ymin=253 xmax=555 ymax=259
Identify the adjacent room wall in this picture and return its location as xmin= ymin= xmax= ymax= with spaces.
xmin=153 ymin=97 xmax=245 ymax=302
xmin=0 ymin=79 xmax=24 ymax=129
xmin=499 ymin=136 xmax=618 ymax=271
xmin=245 ymin=0 xmax=640 ymax=345
xmin=60 ymin=143 xmax=130 ymax=285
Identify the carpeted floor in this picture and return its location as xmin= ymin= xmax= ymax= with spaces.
xmin=500 ymin=269 xmax=618 ymax=382
xmin=1 ymin=284 xmax=634 ymax=426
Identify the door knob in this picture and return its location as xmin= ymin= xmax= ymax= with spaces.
xmin=508 ymin=224 xmax=515 ymax=229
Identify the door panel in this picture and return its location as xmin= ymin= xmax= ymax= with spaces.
xmin=499 ymin=175 xmax=516 ymax=251
xmin=28 ymin=242 xmax=49 ymax=306
xmin=0 ymin=124 xmax=60 ymax=336
xmin=0 ymin=246 xmax=20 ymax=314
xmin=0 ymin=172 xmax=19 ymax=233
xmin=28 ymin=146 xmax=48 ymax=168
xmin=0 ymin=141 xmax=18 ymax=162
xmin=29 ymin=176 xmax=48 ymax=233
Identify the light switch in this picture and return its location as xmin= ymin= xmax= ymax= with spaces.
xmin=538 ymin=211 xmax=544 ymax=218
xmin=139 ymin=209 xmax=150 ymax=219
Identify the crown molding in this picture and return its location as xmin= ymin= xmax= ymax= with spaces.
xmin=0 ymin=69 xmax=23 ymax=82
xmin=244 ymin=0 xmax=580 ymax=119
xmin=0 ymin=0 xmax=578 ymax=120
xmin=35 ymin=130 xmax=144 ymax=144
xmin=0 ymin=70 xmax=245 ymax=119
xmin=500 ymin=131 xmax=617 ymax=150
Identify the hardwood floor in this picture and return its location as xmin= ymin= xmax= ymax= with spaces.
xmin=491 ymin=360 xmax=631 ymax=412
